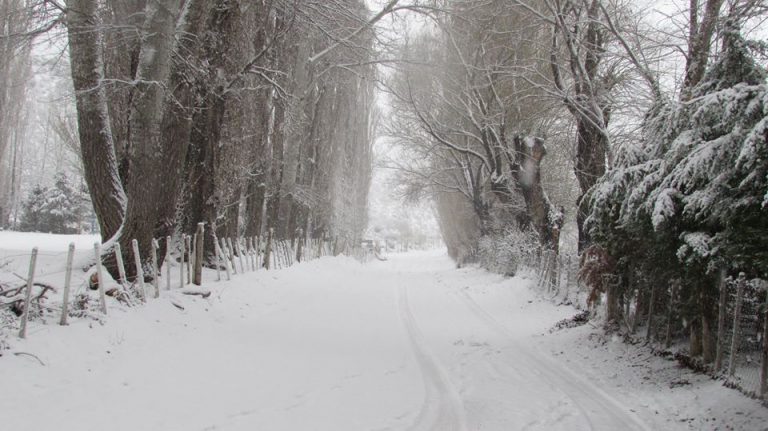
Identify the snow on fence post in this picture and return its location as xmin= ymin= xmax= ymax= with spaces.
xmin=219 ymin=237 xmax=231 ymax=276
xmin=131 ymin=239 xmax=146 ymax=301
xmin=216 ymin=237 xmax=231 ymax=281
xmin=18 ymin=248 xmax=38 ymax=338
xmin=194 ymin=223 xmax=204 ymax=285
xmin=94 ymin=243 xmax=107 ymax=314
xmin=214 ymin=236 xmax=222 ymax=281
xmin=715 ymin=269 xmax=728 ymax=371
xmin=247 ymin=237 xmax=255 ymax=271
xmin=280 ymin=241 xmax=288 ymax=268
xmin=236 ymin=238 xmax=246 ymax=274
xmin=179 ymin=235 xmax=186 ymax=289
xmin=114 ymin=242 xmax=129 ymax=286
xmin=225 ymin=237 xmax=237 ymax=275
xmin=185 ymin=235 xmax=192 ymax=284
xmin=728 ymin=274 xmax=747 ymax=376
xmin=60 ymin=243 xmax=75 ymax=326
xmin=264 ymin=229 xmax=273 ymax=270
xmin=254 ymin=236 xmax=261 ymax=269
xmin=189 ymin=232 xmax=197 ymax=283
xmin=151 ymin=239 xmax=160 ymax=298
xmin=165 ymin=236 xmax=172 ymax=290
xmin=275 ymin=241 xmax=282 ymax=269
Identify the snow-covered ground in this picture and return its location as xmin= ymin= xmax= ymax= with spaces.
xmin=1 ymin=236 xmax=767 ymax=430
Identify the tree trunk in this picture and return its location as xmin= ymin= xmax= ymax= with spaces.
xmin=119 ymin=0 xmax=186 ymax=277
xmin=66 ymin=0 xmax=126 ymax=242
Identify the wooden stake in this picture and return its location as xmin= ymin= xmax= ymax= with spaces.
xmin=255 ymin=236 xmax=262 ymax=269
xmin=194 ymin=223 xmax=204 ymax=285
xmin=94 ymin=243 xmax=107 ymax=314
xmin=185 ymin=235 xmax=192 ymax=284
xmin=224 ymin=238 xmax=239 ymax=274
xmin=236 ymin=238 xmax=246 ymax=274
xmin=114 ymin=242 xmax=128 ymax=286
xmin=214 ymin=236 xmax=222 ymax=281
xmin=179 ymin=235 xmax=186 ymax=289
xmin=265 ymin=229 xmax=273 ymax=270
xmin=217 ymin=237 xmax=231 ymax=280
xmin=18 ymin=248 xmax=38 ymax=338
xmin=165 ymin=236 xmax=171 ymax=290
xmin=60 ymin=243 xmax=75 ymax=326
xmin=151 ymin=239 xmax=160 ymax=298
xmin=132 ymin=239 xmax=146 ymax=301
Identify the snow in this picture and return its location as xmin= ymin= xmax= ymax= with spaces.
xmin=2 ymin=237 xmax=767 ymax=430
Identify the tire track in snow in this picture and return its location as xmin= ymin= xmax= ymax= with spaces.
xmin=454 ymin=289 xmax=651 ymax=431
xmin=396 ymin=284 xmax=467 ymax=431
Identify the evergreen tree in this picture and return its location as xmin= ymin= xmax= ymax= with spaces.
xmin=19 ymin=185 xmax=48 ymax=232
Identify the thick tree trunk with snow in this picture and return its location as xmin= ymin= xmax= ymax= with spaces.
xmin=575 ymin=119 xmax=609 ymax=253
xmin=118 ymin=0 xmax=188 ymax=277
xmin=512 ymin=136 xmax=562 ymax=252
xmin=66 ymin=0 xmax=125 ymax=242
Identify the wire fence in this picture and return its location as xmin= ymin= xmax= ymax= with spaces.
xmin=530 ymin=250 xmax=768 ymax=401
xmin=0 ymin=226 xmax=363 ymax=345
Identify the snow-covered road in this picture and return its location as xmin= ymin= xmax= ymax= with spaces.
xmin=3 ymin=250 xmax=766 ymax=430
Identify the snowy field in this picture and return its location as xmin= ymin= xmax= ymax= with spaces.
xmin=1 ymin=233 xmax=767 ymax=430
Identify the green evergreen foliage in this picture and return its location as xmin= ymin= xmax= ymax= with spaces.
xmin=19 ymin=173 xmax=89 ymax=234
xmin=588 ymin=30 xmax=768 ymax=278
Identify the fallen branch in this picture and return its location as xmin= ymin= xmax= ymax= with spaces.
xmin=180 ymin=288 xmax=211 ymax=299
xmin=13 ymin=352 xmax=46 ymax=366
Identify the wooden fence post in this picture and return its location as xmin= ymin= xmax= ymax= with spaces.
xmin=132 ymin=239 xmax=146 ymax=301
xmin=265 ymin=229 xmax=273 ymax=270
xmin=715 ymin=269 xmax=728 ymax=371
xmin=255 ymin=236 xmax=261 ymax=269
xmin=236 ymin=238 xmax=246 ymax=274
xmin=214 ymin=235 xmax=222 ymax=281
xmin=247 ymin=237 xmax=255 ymax=271
xmin=114 ymin=242 xmax=128 ymax=287
xmin=165 ymin=236 xmax=171 ymax=291
xmin=225 ymin=237 xmax=237 ymax=275
xmin=194 ymin=223 xmax=204 ymax=285
xmin=179 ymin=235 xmax=186 ymax=289
xmin=94 ymin=243 xmax=107 ymax=314
xmin=60 ymin=243 xmax=75 ymax=326
xmin=728 ymin=274 xmax=747 ymax=376
xmin=216 ymin=237 xmax=232 ymax=281
xmin=18 ymin=248 xmax=38 ymax=338
xmin=185 ymin=235 xmax=192 ymax=284
xmin=151 ymin=239 xmax=160 ymax=298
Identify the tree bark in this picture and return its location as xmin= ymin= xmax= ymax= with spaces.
xmin=66 ymin=0 xmax=126 ymax=242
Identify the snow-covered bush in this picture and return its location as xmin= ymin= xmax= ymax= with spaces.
xmin=477 ymin=227 xmax=540 ymax=276
xmin=585 ymin=29 xmax=768 ymax=336
xmin=19 ymin=173 xmax=90 ymax=234
xmin=588 ymin=30 xmax=768 ymax=279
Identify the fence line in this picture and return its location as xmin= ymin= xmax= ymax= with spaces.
xmin=4 ymin=229 xmax=354 ymax=343
xmin=530 ymin=250 xmax=768 ymax=401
